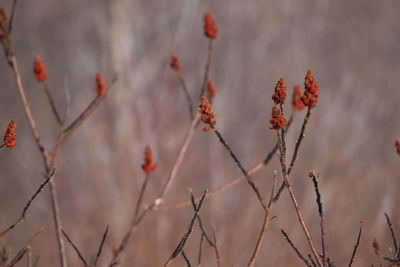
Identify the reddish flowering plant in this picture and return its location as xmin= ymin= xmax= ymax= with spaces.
xmin=207 ymin=80 xmax=217 ymax=101
xmin=396 ymin=140 xmax=400 ymax=156
xmin=301 ymin=70 xmax=318 ymax=108
xmin=141 ymin=146 xmax=157 ymax=174
xmin=292 ymin=85 xmax=305 ymax=111
xmin=96 ymin=72 xmax=107 ymax=97
xmin=3 ymin=120 xmax=16 ymax=149
xmin=272 ymin=78 xmax=287 ymax=105
xmin=33 ymin=56 xmax=47 ymax=82
xmin=204 ymin=12 xmax=218 ymax=39
xmin=170 ymin=55 xmax=181 ymax=72
xmin=269 ymin=106 xmax=286 ymax=130
xmin=199 ymin=96 xmax=216 ymax=131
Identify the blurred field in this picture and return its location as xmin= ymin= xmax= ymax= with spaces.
xmin=1 ymin=0 xmax=400 ymax=266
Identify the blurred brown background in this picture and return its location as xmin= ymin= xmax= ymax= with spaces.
xmin=1 ymin=0 xmax=400 ymax=266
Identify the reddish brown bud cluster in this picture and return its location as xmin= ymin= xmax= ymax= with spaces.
xmin=33 ymin=56 xmax=47 ymax=82
xmin=204 ymin=12 xmax=218 ymax=39
xmin=141 ymin=146 xmax=157 ymax=174
xmin=272 ymin=78 xmax=287 ymax=105
xmin=207 ymin=80 xmax=217 ymax=101
xmin=3 ymin=120 xmax=16 ymax=149
xmin=96 ymin=72 xmax=107 ymax=97
xmin=170 ymin=55 xmax=181 ymax=72
xmin=269 ymin=106 xmax=286 ymax=130
xmin=0 ymin=8 xmax=8 ymax=39
xmin=301 ymin=70 xmax=318 ymax=108
xmin=292 ymin=85 xmax=305 ymax=111
xmin=199 ymin=96 xmax=216 ymax=131
xmin=396 ymin=140 xmax=400 ymax=156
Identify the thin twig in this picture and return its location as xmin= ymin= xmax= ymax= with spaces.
xmin=198 ymin=40 xmax=213 ymax=99
xmin=348 ymin=226 xmax=362 ymax=267
xmin=156 ymin=115 xmax=294 ymax=211
xmin=273 ymin=108 xmax=311 ymax=203
xmin=7 ymin=0 xmax=18 ymax=34
xmin=43 ymin=83 xmax=63 ymax=125
xmin=191 ymin=198 xmax=221 ymax=267
xmin=134 ymin=175 xmax=150 ymax=219
xmin=93 ymin=225 xmax=109 ymax=267
xmin=0 ymin=169 xmax=54 ymax=239
xmin=197 ymin=233 xmax=205 ymax=266
xmin=177 ymin=73 xmax=194 ymax=120
xmin=247 ymin=172 xmax=278 ymax=267
xmin=27 ymin=246 xmax=32 ymax=267
xmin=182 ymin=250 xmax=192 ymax=267
xmin=212 ymin=127 xmax=267 ymax=209
xmin=163 ymin=190 xmax=208 ymax=267
xmin=61 ymin=229 xmax=89 ymax=267
xmin=281 ymin=229 xmax=312 ymax=267
xmin=385 ymin=213 xmax=399 ymax=258
xmin=310 ymin=174 xmax=327 ymax=265
xmin=276 ymin=128 xmax=322 ymax=267
xmin=156 ymin=114 xmax=200 ymax=203
xmin=57 ymin=76 xmax=118 ymax=148
xmin=6 ymin=227 xmax=44 ymax=267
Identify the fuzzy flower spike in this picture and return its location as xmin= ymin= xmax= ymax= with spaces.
xmin=142 ymin=146 xmax=157 ymax=174
xmin=204 ymin=12 xmax=218 ymax=39
xmin=199 ymin=96 xmax=216 ymax=131
xmin=3 ymin=120 xmax=16 ymax=149
xmin=292 ymin=85 xmax=305 ymax=111
xmin=269 ymin=106 xmax=286 ymax=130
xmin=96 ymin=72 xmax=107 ymax=97
xmin=33 ymin=56 xmax=47 ymax=82
xmin=272 ymin=78 xmax=287 ymax=105
xmin=301 ymin=70 xmax=318 ymax=108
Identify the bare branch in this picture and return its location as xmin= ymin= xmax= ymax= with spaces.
xmin=163 ymin=190 xmax=208 ymax=267
xmin=247 ymin=172 xmax=277 ymax=267
xmin=273 ymin=108 xmax=312 ymax=203
xmin=43 ymin=83 xmax=63 ymax=125
xmin=281 ymin=229 xmax=312 ymax=267
xmin=385 ymin=213 xmax=399 ymax=258
xmin=348 ymin=226 xmax=362 ymax=267
xmin=276 ymin=121 xmax=322 ymax=267
xmin=134 ymin=175 xmax=150 ymax=219
xmin=0 ymin=169 xmax=54 ymax=239
xmin=182 ymin=250 xmax=192 ymax=267
xmin=156 ymin=114 xmax=294 ymax=211
xmin=212 ymin=127 xmax=267 ymax=209
xmin=198 ymin=40 xmax=213 ymax=99
xmin=310 ymin=174 xmax=327 ymax=265
xmin=61 ymin=229 xmax=89 ymax=267
xmin=93 ymin=225 xmax=109 ymax=267
xmin=6 ymin=227 xmax=44 ymax=267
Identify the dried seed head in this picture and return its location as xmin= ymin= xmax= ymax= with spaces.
xmin=372 ymin=239 xmax=380 ymax=256
xmin=0 ymin=8 xmax=7 ymax=33
xmin=96 ymin=72 xmax=107 ymax=97
xmin=199 ymin=96 xmax=216 ymax=131
xmin=396 ymin=140 xmax=400 ymax=156
xmin=170 ymin=55 xmax=181 ymax=72
xmin=301 ymin=70 xmax=318 ymax=108
xmin=269 ymin=106 xmax=286 ymax=130
xmin=33 ymin=56 xmax=47 ymax=82
xmin=207 ymin=80 xmax=217 ymax=101
xmin=292 ymin=85 xmax=305 ymax=111
xmin=204 ymin=12 xmax=218 ymax=39
xmin=142 ymin=146 xmax=157 ymax=174
xmin=3 ymin=120 xmax=16 ymax=149
xmin=272 ymin=78 xmax=287 ymax=105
